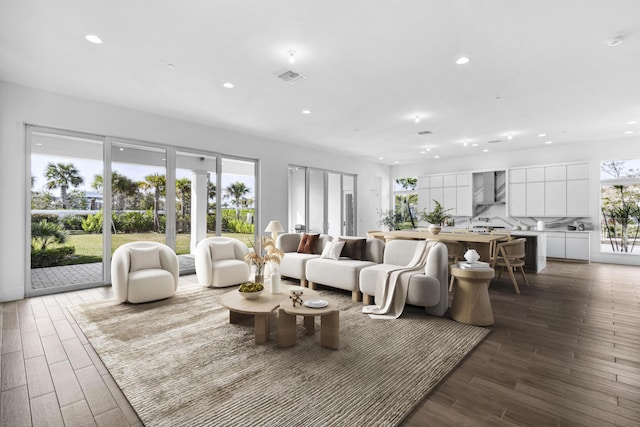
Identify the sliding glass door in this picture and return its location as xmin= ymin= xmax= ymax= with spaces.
xmin=28 ymin=127 xmax=105 ymax=295
xmin=288 ymin=165 xmax=357 ymax=236
xmin=27 ymin=125 xmax=259 ymax=296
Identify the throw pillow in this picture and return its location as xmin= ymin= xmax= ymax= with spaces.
xmin=297 ymin=233 xmax=320 ymax=254
xmin=320 ymin=240 xmax=346 ymax=260
xmin=129 ymin=246 xmax=162 ymax=272
xmin=339 ymin=237 xmax=367 ymax=260
xmin=211 ymin=241 xmax=236 ymax=261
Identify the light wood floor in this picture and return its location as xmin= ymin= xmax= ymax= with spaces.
xmin=1 ymin=262 xmax=638 ymax=426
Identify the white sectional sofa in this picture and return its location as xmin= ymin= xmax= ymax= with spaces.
xmin=359 ymin=239 xmax=449 ymax=317
xmin=306 ymin=237 xmax=385 ymax=301
xmin=276 ymin=233 xmax=332 ymax=287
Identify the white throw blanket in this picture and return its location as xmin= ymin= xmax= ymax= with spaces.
xmin=362 ymin=240 xmax=435 ymax=319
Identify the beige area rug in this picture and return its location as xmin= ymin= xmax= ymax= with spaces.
xmin=70 ymin=283 xmax=489 ymax=427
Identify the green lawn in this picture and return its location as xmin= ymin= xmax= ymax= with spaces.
xmin=64 ymin=232 xmax=254 ymax=258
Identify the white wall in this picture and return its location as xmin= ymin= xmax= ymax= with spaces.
xmin=0 ymin=81 xmax=390 ymax=301
xmin=391 ymin=139 xmax=640 ymax=266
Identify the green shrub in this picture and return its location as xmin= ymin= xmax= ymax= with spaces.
xmin=31 ymin=246 xmax=75 ymax=268
xmin=82 ymin=211 xmax=103 ymax=233
xmin=226 ymin=218 xmax=254 ymax=234
xmin=31 ymin=220 xmax=68 ymax=250
xmin=60 ymin=214 xmax=87 ymax=230
xmin=113 ymin=211 xmax=154 ymax=233
xmin=31 ymin=213 xmax=59 ymax=224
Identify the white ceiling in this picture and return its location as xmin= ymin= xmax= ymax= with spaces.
xmin=1 ymin=0 xmax=639 ymax=165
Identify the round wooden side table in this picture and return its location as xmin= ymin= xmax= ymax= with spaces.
xmin=450 ymin=266 xmax=495 ymax=326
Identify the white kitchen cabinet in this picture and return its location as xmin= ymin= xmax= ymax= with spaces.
xmin=509 ymin=182 xmax=526 ymax=216
xmin=565 ymin=233 xmax=590 ymax=260
xmin=545 ymin=180 xmax=567 ymax=216
xmin=567 ymin=163 xmax=589 ymax=180
xmin=527 ymin=167 xmax=545 ymax=182
xmin=526 ymin=182 xmax=545 ymax=217
xmin=456 ymin=173 xmax=471 ymax=187
xmin=510 ymin=168 xmax=526 ymax=184
xmin=430 ymin=175 xmax=443 ymax=188
xmin=456 ymin=185 xmax=472 ymax=216
xmin=430 ymin=187 xmax=444 ymax=211
xmin=417 ymin=188 xmax=429 ymax=214
xmin=443 ymin=174 xmax=456 ymax=187
xmin=546 ymin=232 xmax=566 ymax=258
xmin=566 ymin=179 xmax=590 ymax=216
xmin=545 ymin=165 xmax=566 ymax=181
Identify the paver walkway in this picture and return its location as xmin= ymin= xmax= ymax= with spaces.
xmin=30 ymin=254 xmax=196 ymax=290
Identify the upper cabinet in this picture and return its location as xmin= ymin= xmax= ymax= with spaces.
xmin=508 ymin=162 xmax=590 ymax=217
xmin=418 ymin=172 xmax=472 ymax=217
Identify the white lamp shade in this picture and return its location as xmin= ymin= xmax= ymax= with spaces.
xmin=265 ymin=220 xmax=284 ymax=233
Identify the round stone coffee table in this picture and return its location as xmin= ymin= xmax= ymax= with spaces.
xmin=278 ymin=297 xmax=339 ymax=350
xmin=450 ymin=266 xmax=495 ymax=326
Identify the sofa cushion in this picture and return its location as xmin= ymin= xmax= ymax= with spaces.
xmin=129 ymin=247 xmax=161 ymax=272
xmin=279 ymin=252 xmax=320 ymax=280
xmin=297 ymin=233 xmax=320 ymax=254
xmin=339 ymin=237 xmax=366 ymax=260
xmin=211 ymin=240 xmax=236 ymax=261
xmin=321 ymin=240 xmax=346 ymax=260
xmin=127 ymin=269 xmax=175 ymax=303
xmin=306 ymin=258 xmax=377 ymax=291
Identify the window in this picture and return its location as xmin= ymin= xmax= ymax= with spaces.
xmin=600 ymin=160 xmax=640 ymax=254
xmin=393 ymin=178 xmax=418 ymax=230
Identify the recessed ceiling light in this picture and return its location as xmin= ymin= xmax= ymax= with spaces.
xmin=394 ymin=161 xmax=399 ymax=164
xmin=434 ymin=155 xmax=440 ymax=159
xmin=456 ymin=56 xmax=470 ymax=65
xmin=627 ymin=120 xmax=637 ymax=125
xmin=223 ymin=82 xmax=234 ymax=89
xmin=545 ymin=140 xmax=553 ymax=144
xmin=538 ymin=133 xmax=547 ymax=137
xmin=419 ymin=151 xmax=426 ymax=154
xmin=414 ymin=115 xmax=420 ymax=123
xmin=85 ymin=34 xmax=102 ymax=44
xmin=302 ymin=109 xmax=311 ymax=115
xmin=463 ymin=142 xmax=468 ymax=147
xmin=482 ymin=149 xmax=489 ymax=153
xmin=472 ymin=143 xmax=478 ymax=147
xmin=288 ymin=50 xmax=296 ymax=64
xmin=507 ymin=133 xmax=513 ymax=140
xmin=378 ymin=157 xmax=384 ymax=160
xmin=607 ymin=36 xmax=623 ymax=47
xmin=625 ymin=130 xmax=635 ymax=134
xmin=119 ymin=147 xmax=124 ymax=151
xmin=426 ymin=148 xmax=431 ymax=152
xmin=35 ymin=143 xmax=43 ymax=146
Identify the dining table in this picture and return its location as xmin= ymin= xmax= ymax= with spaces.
xmin=367 ymin=230 xmax=509 ymax=262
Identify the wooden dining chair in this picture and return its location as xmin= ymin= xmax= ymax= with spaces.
xmin=489 ymin=230 xmax=513 ymax=260
xmin=490 ymin=238 xmax=528 ymax=294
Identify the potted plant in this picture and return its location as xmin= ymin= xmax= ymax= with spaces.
xmin=377 ymin=209 xmax=399 ymax=231
xmin=420 ymin=200 xmax=452 ymax=235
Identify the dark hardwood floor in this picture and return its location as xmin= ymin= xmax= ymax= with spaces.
xmin=1 ymin=261 xmax=638 ymax=426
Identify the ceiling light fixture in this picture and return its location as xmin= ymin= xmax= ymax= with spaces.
xmin=545 ymin=140 xmax=553 ymax=144
xmin=420 ymin=151 xmax=426 ymax=154
xmin=607 ymin=35 xmax=623 ymax=47
xmin=85 ymin=34 xmax=103 ymax=44
xmin=394 ymin=161 xmax=399 ymax=164
xmin=482 ymin=149 xmax=489 ymax=153
xmin=223 ymin=82 xmax=234 ymax=89
xmin=378 ymin=157 xmax=384 ymax=160
xmin=538 ymin=133 xmax=547 ymax=137
xmin=507 ymin=133 xmax=513 ymax=140
xmin=302 ymin=109 xmax=311 ymax=115
xmin=288 ymin=50 xmax=296 ymax=64
xmin=463 ymin=142 xmax=468 ymax=147
xmin=426 ymin=148 xmax=431 ymax=151
xmin=415 ymin=115 xmax=420 ymax=123
xmin=627 ymin=120 xmax=637 ymax=125
xmin=456 ymin=56 xmax=470 ymax=65
xmin=625 ymin=130 xmax=635 ymax=134
xmin=472 ymin=143 xmax=478 ymax=147
xmin=434 ymin=155 xmax=440 ymax=159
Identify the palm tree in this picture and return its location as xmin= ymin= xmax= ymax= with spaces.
xmin=176 ymin=177 xmax=191 ymax=216
xmin=224 ymin=182 xmax=250 ymax=219
xmin=396 ymin=178 xmax=418 ymax=228
xmin=92 ymin=171 xmax=139 ymax=211
xmin=44 ymin=162 xmax=84 ymax=209
xmin=141 ymin=173 xmax=166 ymax=231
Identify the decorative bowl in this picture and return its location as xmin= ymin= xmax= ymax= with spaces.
xmin=239 ymin=289 xmax=263 ymax=300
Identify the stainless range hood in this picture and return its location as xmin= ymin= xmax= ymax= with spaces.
xmin=474 ymin=171 xmax=506 ymax=205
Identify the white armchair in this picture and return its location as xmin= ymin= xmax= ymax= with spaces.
xmin=195 ymin=237 xmax=251 ymax=287
xmin=111 ymin=242 xmax=179 ymax=304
